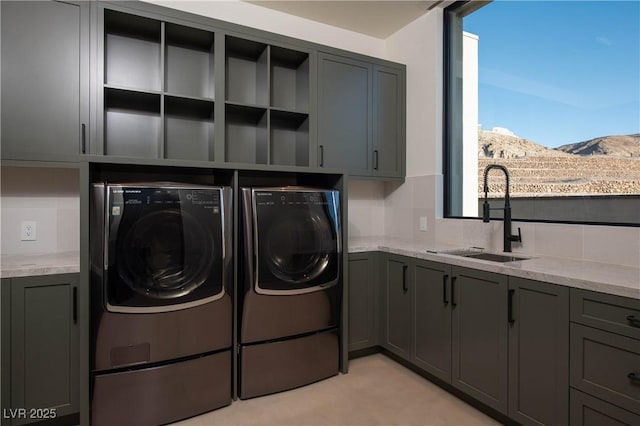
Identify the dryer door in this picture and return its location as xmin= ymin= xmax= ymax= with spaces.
xmin=106 ymin=185 xmax=226 ymax=312
xmin=253 ymin=189 xmax=341 ymax=295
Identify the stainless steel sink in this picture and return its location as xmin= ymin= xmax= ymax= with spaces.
xmin=463 ymin=252 xmax=528 ymax=262
xmin=437 ymin=249 xmax=529 ymax=263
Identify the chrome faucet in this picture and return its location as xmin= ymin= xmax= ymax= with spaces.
xmin=482 ymin=164 xmax=522 ymax=253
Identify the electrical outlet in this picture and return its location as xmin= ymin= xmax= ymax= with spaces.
xmin=419 ymin=216 xmax=428 ymax=232
xmin=21 ymin=221 xmax=37 ymax=241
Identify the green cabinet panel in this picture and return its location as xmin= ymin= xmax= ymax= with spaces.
xmin=9 ymin=274 xmax=79 ymax=425
xmin=317 ymin=53 xmax=372 ymax=176
xmin=380 ymin=254 xmax=412 ymax=360
xmin=1 ymin=1 xmax=89 ymax=162
xmin=348 ymin=253 xmax=378 ymax=352
xmin=413 ymin=260 xmax=453 ymax=383
xmin=570 ymin=389 xmax=640 ymax=426
xmin=569 ymin=288 xmax=640 ymax=423
xmin=451 ymin=266 xmax=508 ymax=414
xmin=372 ymin=65 xmax=405 ymax=178
xmin=1 ymin=280 xmax=10 ymax=426
xmin=317 ymin=54 xmax=406 ymax=179
xmin=508 ymin=277 xmax=569 ymax=426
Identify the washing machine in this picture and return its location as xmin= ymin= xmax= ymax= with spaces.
xmin=90 ymin=182 xmax=232 ymax=425
xmin=239 ymin=186 xmax=342 ymax=399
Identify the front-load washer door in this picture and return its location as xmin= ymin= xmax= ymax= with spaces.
xmin=106 ymin=185 xmax=227 ymax=312
xmin=252 ymin=189 xmax=341 ymax=295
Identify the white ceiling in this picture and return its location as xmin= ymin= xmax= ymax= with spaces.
xmin=245 ymin=1 xmax=445 ymax=39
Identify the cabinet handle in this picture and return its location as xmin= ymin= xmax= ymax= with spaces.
xmin=443 ymin=274 xmax=449 ymax=305
xmin=73 ymin=287 xmax=78 ymax=324
xmin=402 ymin=264 xmax=408 ymax=293
xmin=319 ymin=145 xmax=324 ymax=167
xmin=374 ymin=149 xmax=379 ymax=170
xmin=626 ymin=315 xmax=640 ymax=328
xmin=81 ymin=123 xmax=86 ymax=154
xmin=508 ymin=289 xmax=515 ymax=324
xmin=451 ymin=276 xmax=457 ymax=307
xmin=628 ymin=372 xmax=640 ymax=384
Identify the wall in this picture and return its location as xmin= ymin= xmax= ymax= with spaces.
xmin=353 ymin=7 xmax=640 ymax=268
xmin=0 ymin=167 xmax=80 ymax=256
xmin=143 ymin=0 xmax=385 ymax=57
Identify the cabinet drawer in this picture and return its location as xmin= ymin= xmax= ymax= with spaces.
xmin=570 ymin=389 xmax=640 ymax=426
xmin=570 ymin=323 xmax=640 ymax=414
xmin=570 ymin=289 xmax=640 ymax=339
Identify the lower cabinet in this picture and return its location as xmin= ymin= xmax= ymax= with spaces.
xmin=380 ymin=255 xmax=570 ymax=424
xmin=570 ymin=389 xmax=640 ymax=426
xmin=451 ymin=266 xmax=509 ymax=414
xmin=508 ymin=277 xmax=569 ymax=426
xmin=348 ymin=253 xmax=379 ymax=352
xmin=569 ymin=288 xmax=640 ymax=424
xmin=413 ymin=260 xmax=452 ymax=382
xmin=380 ymin=253 xmax=412 ymax=360
xmin=2 ymin=274 xmax=79 ymax=426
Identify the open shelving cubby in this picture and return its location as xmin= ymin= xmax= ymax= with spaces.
xmin=270 ymin=110 xmax=309 ymax=167
xmin=165 ymin=23 xmax=215 ymax=100
xmin=165 ymin=96 xmax=215 ymax=161
xmin=225 ymin=104 xmax=268 ymax=164
xmin=104 ymin=9 xmax=161 ymax=92
xmin=270 ymin=46 xmax=309 ymax=113
xmin=225 ymin=36 xmax=268 ymax=107
xmin=104 ymin=87 xmax=161 ymax=158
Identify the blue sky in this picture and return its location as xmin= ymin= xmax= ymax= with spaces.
xmin=464 ymin=0 xmax=640 ymax=148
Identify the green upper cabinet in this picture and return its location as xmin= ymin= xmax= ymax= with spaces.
xmin=317 ymin=53 xmax=372 ymax=176
xmin=317 ymin=53 xmax=405 ymax=179
xmin=372 ymin=65 xmax=405 ymax=178
xmin=224 ymin=37 xmax=314 ymax=167
xmin=98 ymin=7 xmax=217 ymax=161
xmin=0 ymin=0 xmax=405 ymax=173
xmin=0 ymin=0 xmax=89 ymax=162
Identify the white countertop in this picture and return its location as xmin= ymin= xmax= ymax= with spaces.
xmin=349 ymin=237 xmax=640 ymax=299
xmin=1 ymin=242 xmax=638 ymax=299
xmin=0 ymin=251 xmax=80 ymax=279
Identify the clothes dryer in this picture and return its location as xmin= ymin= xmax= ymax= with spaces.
xmin=239 ymin=187 xmax=341 ymax=399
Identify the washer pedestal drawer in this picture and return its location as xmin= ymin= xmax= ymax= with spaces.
xmin=91 ymin=350 xmax=231 ymax=426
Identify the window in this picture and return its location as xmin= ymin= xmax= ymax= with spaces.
xmin=444 ymin=0 xmax=640 ymax=226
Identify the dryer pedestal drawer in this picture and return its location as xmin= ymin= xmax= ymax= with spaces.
xmin=91 ymin=350 xmax=231 ymax=426
xmin=239 ymin=329 xmax=339 ymax=399
xmin=570 ymin=323 xmax=640 ymax=415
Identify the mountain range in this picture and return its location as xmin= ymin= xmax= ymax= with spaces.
xmin=479 ymin=130 xmax=640 ymax=159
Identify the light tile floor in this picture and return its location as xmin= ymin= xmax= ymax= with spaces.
xmin=173 ymin=354 xmax=502 ymax=426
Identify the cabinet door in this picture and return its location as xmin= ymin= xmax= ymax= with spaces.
xmin=1 ymin=1 xmax=89 ymax=161
xmin=10 ymin=274 xmax=79 ymax=425
xmin=348 ymin=253 xmax=378 ymax=352
xmin=372 ymin=65 xmax=405 ymax=178
xmin=1 ymin=280 xmax=10 ymax=426
xmin=317 ymin=53 xmax=372 ymax=176
xmin=413 ymin=260 xmax=452 ymax=383
xmin=380 ymin=254 xmax=412 ymax=360
xmin=508 ymin=277 xmax=569 ymax=426
xmin=451 ymin=266 xmax=508 ymax=414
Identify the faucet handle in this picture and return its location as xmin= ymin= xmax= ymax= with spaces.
xmin=509 ymin=227 xmax=523 ymax=243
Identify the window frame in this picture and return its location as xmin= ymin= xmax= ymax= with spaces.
xmin=442 ymin=0 xmax=639 ymax=228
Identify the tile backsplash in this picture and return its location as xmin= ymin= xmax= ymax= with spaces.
xmin=1 ymin=167 xmax=80 ymax=256
xmin=349 ymin=174 xmax=640 ymax=268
